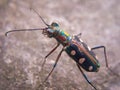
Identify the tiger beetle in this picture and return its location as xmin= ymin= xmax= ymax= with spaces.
xmin=5 ymin=8 xmax=113 ymax=90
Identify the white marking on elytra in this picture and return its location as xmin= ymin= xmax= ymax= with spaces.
xmin=89 ymin=66 xmax=93 ymax=71
xmin=95 ymin=55 xmax=98 ymax=59
xmin=79 ymin=58 xmax=85 ymax=64
xmin=80 ymin=39 xmax=83 ymax=42
xmin=71 ymin=50 xmax=76 ymax=55
xmin=87 ymin=46 xmax=91 ymax=51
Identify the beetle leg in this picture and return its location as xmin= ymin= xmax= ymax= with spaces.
xmin=74 ymin=33 xmax=83 ymax=43
xmin=42 ymin=43 xmax=60 ymax=68
xmin=91 ymin=46 xmax=120 ymax=77
xmin=43 ymin=47 xmax=64 ymax=83
xmin=91 ymin=46 xmax=108 ymax=68
xmin=76 ymin=33 xmax=82 ymax=37
xmin=74 ymin=35 xmax=81 ymax=42
xmin=76 ymin=63 xmax=97 ymax=90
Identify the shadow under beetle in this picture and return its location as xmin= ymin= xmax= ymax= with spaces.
xmin=5 ymin=8 xmax=113 ymax=90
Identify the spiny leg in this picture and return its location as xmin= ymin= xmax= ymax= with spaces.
xmin=43 ymin=47 xmax=64 ymax=83
xmin=76 ymin=33 xmax=82 ymax=37
xmin=91 ymin=46 xmax=120 ymax=77
xmin=74 ymin=33 xmax=82 ymax=42
xmin=42 ymin=43 xmax=60 ymax=68
xmin=91 ymin=46 xmax=108 ymax=68
xmin=76 ymin=63 xmax=97 ymax=90
xmin=36 ymin=43 xmax=60 ymax=89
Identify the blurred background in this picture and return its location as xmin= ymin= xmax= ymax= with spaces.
xmin=0 ymin=0 xmax=120 ymax=90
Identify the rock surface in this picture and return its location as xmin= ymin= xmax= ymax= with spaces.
xmin=0 ymin=0 xmax=120 ymax=90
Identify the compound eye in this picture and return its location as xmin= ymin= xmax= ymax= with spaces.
xmin=51 ymin=22 xmax=59 ymax=27
xmin=50 ymin=22 xmax=60 ymax=30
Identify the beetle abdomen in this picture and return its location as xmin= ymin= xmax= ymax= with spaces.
xmin=65 ymin=42 xmax=100 ymax=72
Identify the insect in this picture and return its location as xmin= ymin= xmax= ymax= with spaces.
xmin=5 ymin=8 xmax=110 ymax=90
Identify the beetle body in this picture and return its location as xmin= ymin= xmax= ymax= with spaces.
xmin=65 ymin=40 xmax=100 ymax=72
xmin=5 ymin=12 xmax=109 ymax=90
xmin=45 ymin=22 xmax=100 ymax=72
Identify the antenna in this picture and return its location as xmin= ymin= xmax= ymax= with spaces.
xmin=5 ymin=8 xmax=49 ymax=36
xmin=30 ymin=8 xmax=49 ymax=26
xmin=5 ymin=28 xmax=47 ymax=36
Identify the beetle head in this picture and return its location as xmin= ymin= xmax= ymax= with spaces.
xmin=42 ymin=22 xmax=60 ymax=38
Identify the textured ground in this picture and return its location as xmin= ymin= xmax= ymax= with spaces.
xmin=0 ymin=0 xmax=120 ymax=90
